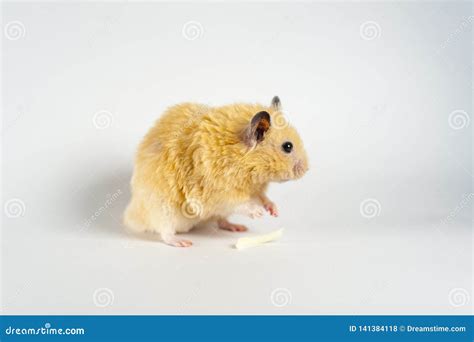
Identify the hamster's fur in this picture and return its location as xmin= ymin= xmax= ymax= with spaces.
xmin=124 ymin=96 xmax=308 ymax=247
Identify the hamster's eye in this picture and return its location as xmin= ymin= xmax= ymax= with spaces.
xmin=282 ymin=141 xmax=293 ymax=153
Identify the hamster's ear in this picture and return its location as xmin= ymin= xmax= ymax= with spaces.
xmin=271 ymin=96 xmax=281 ymax=111
xmin=243 ymin=111 xmax=271 ymax=146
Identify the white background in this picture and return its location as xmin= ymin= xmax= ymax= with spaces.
xmin=2 ymin=1 xmax=472 ymax=314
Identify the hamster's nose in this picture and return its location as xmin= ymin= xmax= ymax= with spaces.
xmin=293 ymin=159 xmax=308 ymax=178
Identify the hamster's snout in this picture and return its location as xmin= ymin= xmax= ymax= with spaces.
xmin=293 ymin=159 xmax=308 ymax=178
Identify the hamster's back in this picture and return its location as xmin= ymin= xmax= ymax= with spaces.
xmin=138 ymin=103 xmax=206 ymax=158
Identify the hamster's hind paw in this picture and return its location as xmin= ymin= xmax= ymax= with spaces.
xmin=218 ymin=219 xmax=248 ymax=232
xmin=169 ymin=239 xmax=193 ymax=247
xmin=162 ymin=234 xmax=193 ymax=247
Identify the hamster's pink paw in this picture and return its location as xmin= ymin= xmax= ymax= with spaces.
xmin=163 ymin=235 xmax=193 ymax=247
xmin=230 ymin=225 xmax=248 ymax=232
xmin=264 ymin=202 xmax=279 ymax=217
xmin=169 ymin=239 xmax=193 ymax=247
xmin=218 ymin=219 xmax=248 ymax=232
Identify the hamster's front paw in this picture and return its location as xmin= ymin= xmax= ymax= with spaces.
xmin=263 ymin=201 xmax=279 ymax=217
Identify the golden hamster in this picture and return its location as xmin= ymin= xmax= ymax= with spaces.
xmin=124 ymin=96 xmax=308 ymax=247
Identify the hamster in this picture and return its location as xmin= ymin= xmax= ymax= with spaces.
xmin=124 ymin=96 xmax=308 ymax=247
